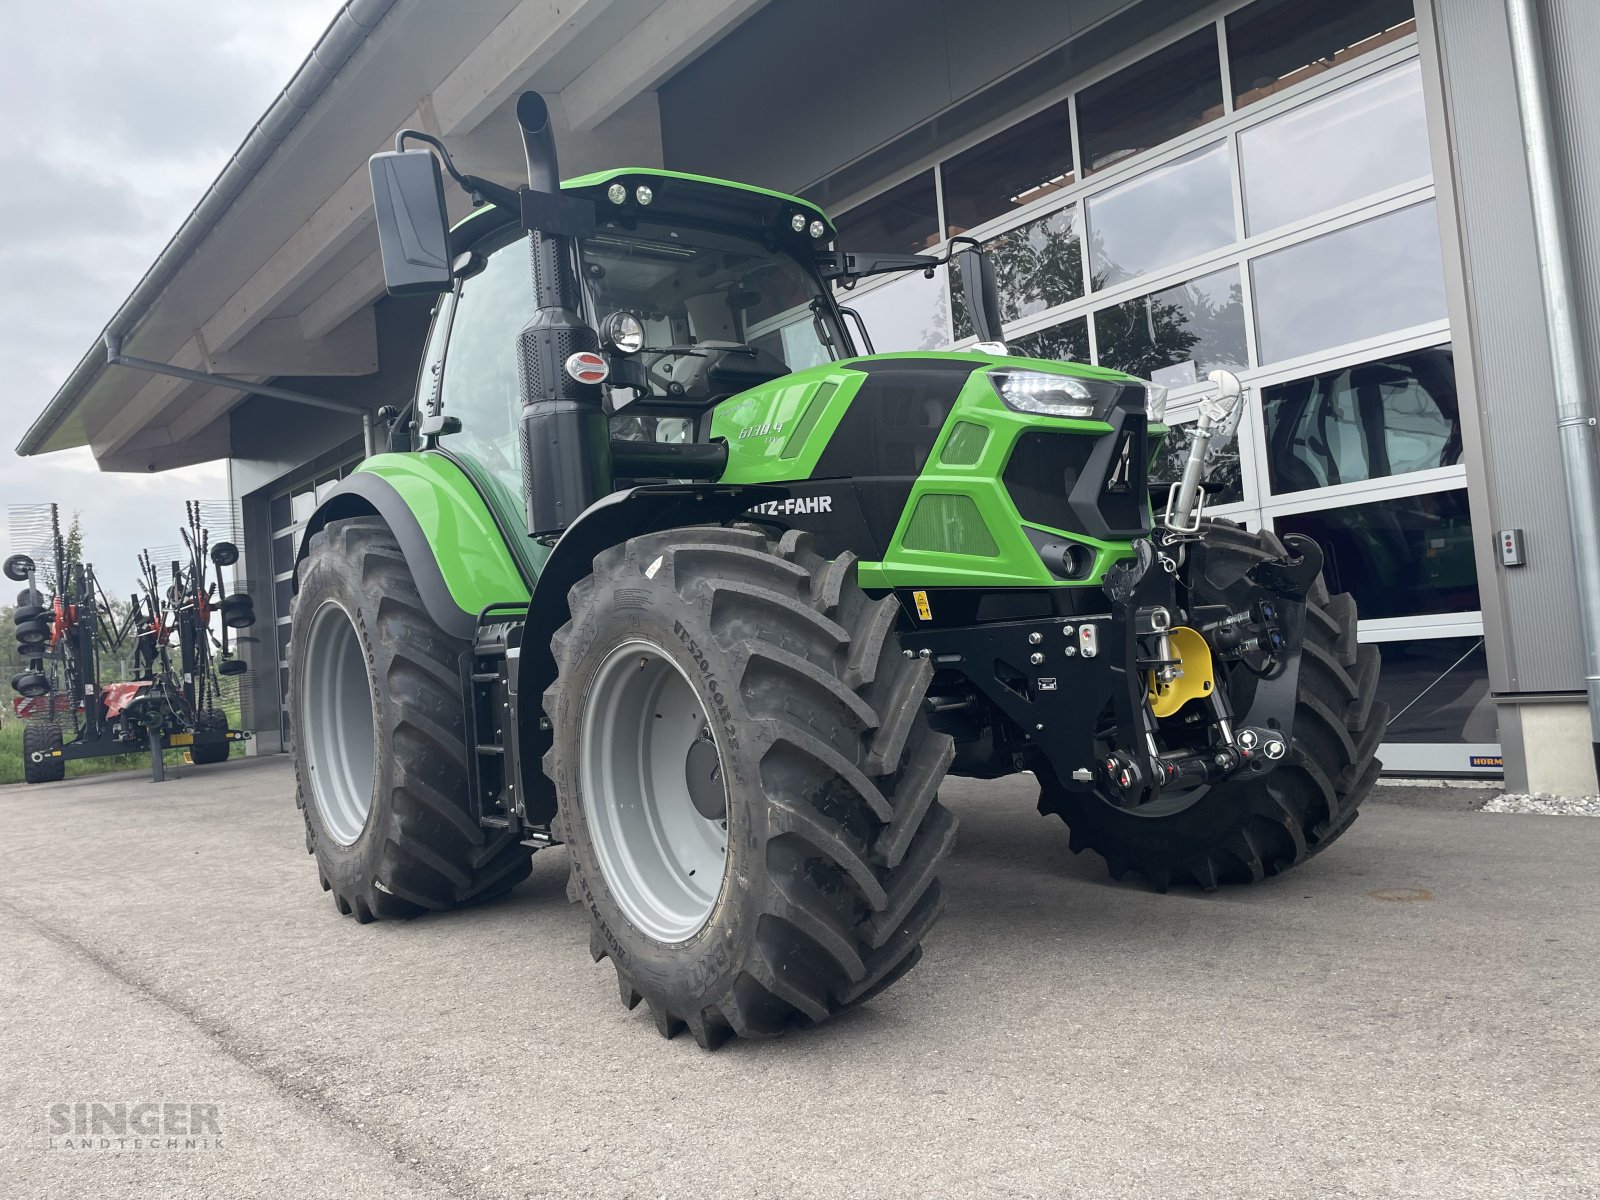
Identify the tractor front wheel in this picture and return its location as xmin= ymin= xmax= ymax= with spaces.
xmin=291 ymin=517 xmax=533 ymax=922
xmin=544 ymin=527 xmax=956 ymax=1048
xmin=1040 ymin=521 xmax=1387 ymax=890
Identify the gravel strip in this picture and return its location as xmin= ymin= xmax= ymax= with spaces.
xmin=1482 ymin=792 xmax=1600 ymax=816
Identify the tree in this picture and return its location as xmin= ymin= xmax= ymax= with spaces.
xmin=41 ymin=512 xmax=84 ymax=599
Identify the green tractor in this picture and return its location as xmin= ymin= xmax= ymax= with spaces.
xmin=290 ymin=94 xmax=1384 ymax=1047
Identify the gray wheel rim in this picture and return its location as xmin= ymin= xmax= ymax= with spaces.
xmin=300 ymin=600 xmax=376 ymax=847
xmin=579 ymin=639 xmax=729 ymax=943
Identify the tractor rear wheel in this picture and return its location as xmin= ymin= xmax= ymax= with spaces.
xmin=545 ymin=527 xmax=956 ymax=1048
xmin=1040 ymin=521 xmax=1386 ymax=890
xmin=291 ymin=517 xmax=533 ymax=923
xmin=23 ymin=722 xmax=65 ymax=785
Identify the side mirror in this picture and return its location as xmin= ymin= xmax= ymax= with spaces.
xmin=953 ymin=244 xmax=1005 ymax=348
xmin=368 ymin=149 xmax=453 ymax=296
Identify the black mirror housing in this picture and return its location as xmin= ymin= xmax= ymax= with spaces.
xmin=368 ymin=149 xmax=453 ymax=296
xmin=953 ymin=244 xmax=1005 ymax=345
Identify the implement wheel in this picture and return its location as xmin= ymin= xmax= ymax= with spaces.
xmin=545 ymin=527 xmax=956 ymax=1048
xmin=1041 ymin=521 xmax=1387 ymax=890
xmin=23 ymin=722 xmax=65 ymax=785
xmin=291 ymin=517 xmax=532 ymax=923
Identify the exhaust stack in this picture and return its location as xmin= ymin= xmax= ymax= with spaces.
xmin=513 ymin=92 xmax=612 ymax=537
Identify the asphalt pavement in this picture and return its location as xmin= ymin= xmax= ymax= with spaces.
xmin=2 ymin=757 xmax=1596 ymax=1199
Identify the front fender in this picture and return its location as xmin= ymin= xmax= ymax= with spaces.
xmin=297 ymin=453 xmax=531 ymax=642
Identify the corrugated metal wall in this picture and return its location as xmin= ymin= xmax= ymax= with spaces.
xmin=1422 ymin=0 xmax=1584 ymax=694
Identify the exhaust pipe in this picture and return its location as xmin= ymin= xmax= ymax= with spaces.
xmin=513 ymin=92 xmax=612 ymax=537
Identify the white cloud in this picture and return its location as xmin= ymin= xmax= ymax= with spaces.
xmin=0 ymin=0 xmax=341 ymax=600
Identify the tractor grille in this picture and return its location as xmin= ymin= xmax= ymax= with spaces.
xmin=1002 ymin=416 xmax=1149 ymax=539
xmin=1003 ymin=431 xmax=1096 ymax=531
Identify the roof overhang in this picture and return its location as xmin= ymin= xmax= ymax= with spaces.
xmin=20 ymin=0 xmax=770 ymax=471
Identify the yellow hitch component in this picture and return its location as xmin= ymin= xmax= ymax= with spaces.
xmin=1147 ymin=626 xmax=1216 ymax=718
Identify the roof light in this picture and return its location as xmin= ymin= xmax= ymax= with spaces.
xmin=809 ymin=219 xmax=827 ymax=239
xmin=607 ymin=183 xmax=627 ymax=205
xmin=791 ymin=213 xmax=807 ymax=233
xmin=635 ymin=184 xmax=653 ymax=205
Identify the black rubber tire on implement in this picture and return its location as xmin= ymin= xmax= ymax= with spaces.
xmin=13 ymin=605 xmax=45 ymax=625
xmin=291 ymin=517 xmax=533 ymax=923
xmin=1039 ymin=521 xmax=1387 ymax=891
xmin=14 ymin=620 xmax=48 ymax=646
xmin=190 ymin=709 xmax=231 ymax=765
xmin=23 ymin=722 xmax=65 ymax=785
xmin=16 ymin=589 xmax=45 ymax=608
xmin=544 ymin=527 xmax=957 ymax=1048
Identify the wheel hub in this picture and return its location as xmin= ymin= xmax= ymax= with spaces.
xmin=579 ymin=640 xmax=730 ymax=943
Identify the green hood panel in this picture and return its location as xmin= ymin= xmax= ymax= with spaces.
xmin=712 ymin=350 xmax=1151 ymax=589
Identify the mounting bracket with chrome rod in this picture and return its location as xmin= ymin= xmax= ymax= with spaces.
xmin=1162 ymin=369 xmax=1245 ymax=535
xmin=102 ymin=335 xmax=382 ymax=457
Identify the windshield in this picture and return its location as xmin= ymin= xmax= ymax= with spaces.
xmin=579 ymin=222 xmax=842 ymax=378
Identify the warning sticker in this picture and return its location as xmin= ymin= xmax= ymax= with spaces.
xmin=912 ymin=590 xmax=932 ymax=621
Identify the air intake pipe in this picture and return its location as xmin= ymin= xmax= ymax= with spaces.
xmin=514 ymin=92 xmax=612 ymax=537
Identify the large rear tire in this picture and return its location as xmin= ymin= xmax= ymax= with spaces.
xmin=291 ymin=518 xmax=533 ymax=923
xmin=1040 ymin=522 xmax=1387 ymax=890
xmin=545 ymin=527 xmax=956 ymax=1048
xmin=23 ymin=722 xmax=65 ymax=785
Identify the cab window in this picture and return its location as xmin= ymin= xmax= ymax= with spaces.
xmin=437 ymin=235 xmax=534 ymax=497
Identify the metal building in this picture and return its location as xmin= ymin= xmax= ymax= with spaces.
xmin=17 ymin=0 xmax=1600 ymax=793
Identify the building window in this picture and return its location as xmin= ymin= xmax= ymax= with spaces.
xmin=1076 ymin=26 xmax=1225 ymax=175
xmin=1261 ymin=345 xmax=1460 ymax=494
xmin=1011 ymin=316 xmax=1090 ymax=365
xmin=1086 ymin=142 xmax=1234 ymax=289
xmin=1226 ymin=0 xmax=1417 ymax=110
xmin=1239 ymin=60 xmax=1430 ymax=235
xmin=1251 ymin=200 xmax=1446 ymax=364
xmin=1274 ymin=488 xmax=1478 ymax=619
xmin=1093 ymin=267 xmax=1246 ymax=384
xmin=952 ymin=205 xmax=1083 ymax=340
xmin=940 ymin=97 xmax=1075 ymax=234
xmin=1374 ymin=636 xmax=1495 ymax=744
xmin=833 ymin=170 xmax=939 ymax=254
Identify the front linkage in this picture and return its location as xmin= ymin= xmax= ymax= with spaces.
xmin=910 ymin=521 xmax=1324 ymax=817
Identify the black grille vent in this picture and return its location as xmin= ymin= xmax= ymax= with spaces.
xmin=1003 ymin=431 xmax=1096 ymax=531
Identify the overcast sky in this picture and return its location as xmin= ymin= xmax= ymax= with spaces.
xmin=0 ymin=0 xmax=343 ymax=597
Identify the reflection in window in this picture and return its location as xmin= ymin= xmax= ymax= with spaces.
xmin=941 ymin=98 xmax=1075 ymax=234
xmin=1263 ymin=346 xmax=1460 ymax=494
xmin=834 ymin=171 xmax=939 ymax=255
xmin=1086 ymin=142 xmax=1234 ymax=289
xmin=1239 ymin=61 xmax=1430 ymax=235
xmin=844 ymin=270 xmax=952 ymax=354
xmin=1252 ymin=201 xmax=1446 ymax=364
xmin=1011 ymin=317 xmax=1091 ymax=365
xmin=952 ymin=206 xmax=1082 ymax=340
xmin=1149 ymin=422 xmax=1244 ymax=505
xmin=1077 ymin=26 xmax=1225 ymax=174
xmin=1274 ymin=488 xmax=1478 ymax=619
xmin=1374 ymin=637 xmax=1496 ymax=744
xmin=1093 ymin=268 xmax=1246 ymax=381
xmin=1228 ymin=0 xmax=1417 ymax=109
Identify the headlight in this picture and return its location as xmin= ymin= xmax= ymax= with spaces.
xmin=601 ymin=311 xmax=646 ymax=355
xmin=1144 ymin=381 xmax=1169 ymax=422
xmin=989 ymin=369 xmax=1125 ymax=419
